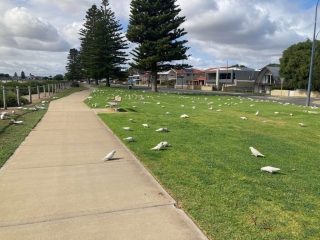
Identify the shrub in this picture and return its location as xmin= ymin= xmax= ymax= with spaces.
xmin=71 ymin=81 xmax=80 ymax=87
xmin=0 ymin=91 xmax=28 ymax=107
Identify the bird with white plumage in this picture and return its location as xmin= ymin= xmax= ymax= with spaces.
xmin=142 ymin=124 xmax=149 ymax=128
xmin=249 ymin=147 xmax=264 ymax=157
xmin=124 ymin=137 xmax=134 ymax=142
xmin=151 ymin=142 xmax=165 ymax=151
xmin=123 ymin=127 xmax=132 ymax=131
xmin=102 ymin=150 xmax=116 ymax=161
xmin=261 ymin=166 xmax=280 ymax=173
xmin=10 ymin=119 xmax=25 ymax=125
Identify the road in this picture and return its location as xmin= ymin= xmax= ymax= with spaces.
xmin=111 ymin=84 xmax=320 ymax=106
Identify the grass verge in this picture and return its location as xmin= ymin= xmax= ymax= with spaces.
xmin=87 ymin=87 xmax=320 ymax=239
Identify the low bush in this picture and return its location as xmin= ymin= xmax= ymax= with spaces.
xmin=71 ymin=81 xmax=80 ymax=87
xmin=0 ymin=91 xmax=28 ymax=107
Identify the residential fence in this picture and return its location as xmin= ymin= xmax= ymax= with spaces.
xmin=1 ymin=82 xmax=71 ymax=110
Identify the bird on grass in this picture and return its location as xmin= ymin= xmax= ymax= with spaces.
xmin=290 ymin=113 xmax=293 ymax=116
xmin=255 ymin=111 xmax=259 ymax=116
xmin=217 ymin=109 xmax=222 ymax=112
xmin=165 ymin=112 xmax=171 ymax=115
xmin=249 ymin=147 xmax=264 ymax=157
xmin=151 ymin=142 xmax=165 ymax=151
xmin=10 ymin=119 xmax=25 ymax=125
xmin=123 ymin=127 xmax=132 ymax=131
xmin=298 ymin=123 xmax=306 ymax=127
xmin=261 ymin=166 xmax=280 ymax=173
xmin=1 ymin=114 xmax=5 ymax=120
xmin=180 ymin=114 xmax=189 ymax=118
xmin=156 ymin=128 xmax=169 ymax=132
xmin=142 ymin=124 xmax=149 ymax=128
xmin=240 ymin=117 xmax=248 ymax=120
xmin=124 ymin=137 xmax=134 ymax=142
xmin=129 ymin=118 xmax=134 ymax=122
xmin=274 ymin=112 xmax=279 ymax=114
xmin=208 ymin=106 xmax=213 ymax=110
xmin=103 ymin=150 xmax=116 ymax=161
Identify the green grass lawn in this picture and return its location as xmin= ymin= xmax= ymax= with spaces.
xmin=0 ymin=86 xmax=87 ymax=168
xmin=87 ymin=87 xmax=320 ymax=239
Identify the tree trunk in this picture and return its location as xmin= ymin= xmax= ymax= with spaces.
xmin=105 ymin=75 xmax=111 ymax=87
xmin=151 ymin=64 xmax=158 ymax=92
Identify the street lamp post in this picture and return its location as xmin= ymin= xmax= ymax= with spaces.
xmin=181 ymin=75 xmax=184 ymax=89
xmin=307 ymin=0 xmax=320 ymax=106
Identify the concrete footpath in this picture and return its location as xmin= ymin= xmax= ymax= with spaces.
xmin=0 ymin=88 xmax=208 ymax=239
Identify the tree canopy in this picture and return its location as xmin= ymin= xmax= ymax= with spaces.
xmin=126 ymin=0 xmax=191 ymax=91
xmin=279 ymin=39 xmax=320 ymax=91
xmin=66 ymin=48 xmax=82 ymax=80
xmin=21 ymin=71 xmax=25 ymax=79
xmin=78 ymin=0 xmax=128 ymax=85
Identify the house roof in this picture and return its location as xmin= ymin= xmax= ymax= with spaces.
xmin=173 ymin=68 xmax=205 ymax=74
xmin=255 ymin=66 xmax=280 ymax=84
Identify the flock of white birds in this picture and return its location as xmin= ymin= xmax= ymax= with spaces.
xmin=88 ymin=89 xmax=319 ymax=174
xmin=1 ymin=100 xmax=49 ymax=125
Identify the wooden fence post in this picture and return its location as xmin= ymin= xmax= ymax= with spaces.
xmin=37 ymin=85 xmax=40 ymax=99
xmin=3 ymin=86 xmax=7 ymax=110
xmin=16 ymin=86 xmax=21 ymax=106
xmin=28 ymin=86 xmax=32 ymax=103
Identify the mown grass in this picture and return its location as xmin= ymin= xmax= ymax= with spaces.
xmin=0 ymin=86 xmax=87 ymax=168
xmin=86 ymin=87 xmax=320 ymax=239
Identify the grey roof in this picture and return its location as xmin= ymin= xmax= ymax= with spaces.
xmin=256 ymin=66 xmax=280 ymax=84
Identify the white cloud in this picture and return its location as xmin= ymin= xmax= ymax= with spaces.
xmin=0 ymin=0 xmax=317 ymax=76
xmin=0 ymin=7 xmax=70 ymax=52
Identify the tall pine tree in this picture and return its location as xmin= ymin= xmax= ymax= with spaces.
xmin=66 ymin=48 xmax=81 ymax=80
xmin=79 ymin=0 xmax=128 ymax=85
xmin=126 ymin=0 xmax=191 ymax=92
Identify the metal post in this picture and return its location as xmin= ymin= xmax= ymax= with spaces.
xmin=307 ymin=0 xmax=320 ymax=106
xmin=3 ymin=86 xmax=7 ymax=110
xmin=48 ymin=84 xmax=51 ymax=96
xmin=28 ymin=86 xmax=32 ymax=103
xmin=16 ymin=86 xmax=21 ymax=106
xmin=43 ymin=85 xmax=46 ymax=97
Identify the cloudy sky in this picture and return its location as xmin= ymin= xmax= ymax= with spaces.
xmin=0 ymin=0 xmax=318 ymax=77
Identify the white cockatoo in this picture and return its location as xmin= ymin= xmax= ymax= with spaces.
xmin=103 ymin=150 xmax=116 ymax=161
xmin=261 ymin=166 xmax=280 ymax=173
xmin=151 ymin=142 xmax=164 ymax=151
xmin=123 ymin=127 xmax=132 ymax=131
xmin=249 ymin=147 xmax=264 ymax=157
xmin=156 ymin=128 xmax=169 ymax=132
xmin=240 ymin=117 xmax=248 ymax=120
xmin=10 ymin=119 xmax=25 ymax=124
xmin=299 ymin=123 xmax=306 ymax=127
xmin=124 ymin=137 xmax=134 ymax=142
xmin=142 ymin=124 xmax=149 ymax=128
xmin=255 ymin=111 xmax=259 ymax=116
xmin=180 ymin=114 xmax=189 ymax=118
